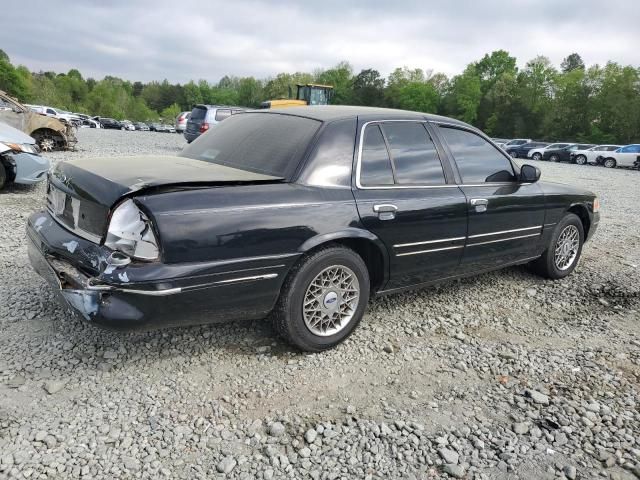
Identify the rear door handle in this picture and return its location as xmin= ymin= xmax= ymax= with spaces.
xmin=373 ymin=203 xmax=398 ymax=220
xmin=470 ymin=198 xmax=488 ymax=213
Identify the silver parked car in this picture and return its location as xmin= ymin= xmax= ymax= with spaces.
xmin=175 ymin=111 xmax=190 ymax=132
xmin=0 ymin=121 xmax=50 ymax=190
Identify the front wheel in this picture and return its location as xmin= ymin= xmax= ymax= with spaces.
xmin=603 ymin=158 xmax=616 ymax=168
xmin=532 ymin=152 xmax=542 ymax=161
xmin=510 ymin=151 xmax=518 ymax=158
xmin=272 ymin=246 xmax=370 ymax=352
xmin=575 ymin=155 xmax=587 ymax=165
xmin=529 ymin=213 xmax=584 ymax=279
xmin=549 ymin=154 xmax=560 ymax=162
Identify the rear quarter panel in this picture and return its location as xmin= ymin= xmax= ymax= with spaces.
xmin=135 ymin=183 xmax=362 ymax=265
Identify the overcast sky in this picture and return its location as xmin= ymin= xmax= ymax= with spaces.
xmin=2 ymin=0 xmax=638 ymax=84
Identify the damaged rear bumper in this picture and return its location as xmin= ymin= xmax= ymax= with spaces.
xmin=26 ymin=211 xmax=289 ymax=330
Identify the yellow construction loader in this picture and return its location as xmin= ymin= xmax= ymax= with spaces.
xmin=260 ymin=84 xmax=334 ymax=109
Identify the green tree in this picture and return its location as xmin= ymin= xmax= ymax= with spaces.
xmin=444 ymin=66 xmax=482 ymax=123
xmin=561 ymin=53 xmax=585 ymax=73
xmin=316 ymin=61 xmax=354 ymax=104
xmin=352 ymin=69 xmax=385 ymax=106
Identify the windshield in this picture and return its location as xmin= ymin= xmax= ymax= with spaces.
xmin=181 ymin=112 xmax=321 ymax=179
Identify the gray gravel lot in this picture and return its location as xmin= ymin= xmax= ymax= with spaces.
xmin=1 ymin=128 xmax=639 ymax=479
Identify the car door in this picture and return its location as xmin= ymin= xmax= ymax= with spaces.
xmin=615 ymin=145 xmax=640 ymax=167
xmin=435 ymin=124 xmax=546 ymax=273
xmin=352 ymin=119 xmax=468 ymax=290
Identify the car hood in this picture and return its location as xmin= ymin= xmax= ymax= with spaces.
xmin=51 ymin=155 xmax=284 ymax=207
xmin=0 ymin=121 xmax=35 ymax=144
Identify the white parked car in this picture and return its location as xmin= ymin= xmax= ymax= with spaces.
xmin=121 ymin=120 xmax=136 ymax=131
xmin=569 ymin=145 xmax=621 ymax=165
xmin=597 ymin=144 xmax=640 ymax=169
xmin=528 ymin=143 xmax=571 ymax=160
xmin=30 ymin=105 xmax=81 ymax=126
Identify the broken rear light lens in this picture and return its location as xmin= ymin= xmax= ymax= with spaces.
xmin=105 ymin=200 xmax=159 ymax=261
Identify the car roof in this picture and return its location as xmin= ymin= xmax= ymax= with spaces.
xmin=251 ymin=105 xmax=472 ymax=127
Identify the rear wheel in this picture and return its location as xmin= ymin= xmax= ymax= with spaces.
xmin=575 ymin=155 xmax=587 ymax=165
xmin=529 ymin=213 xmax=584 ymax=279
xmin=510 ymin=151 xmax=519 ymax=158
xmin=272 ymin=246 xmax=370 ymax=352
xmin=532 ymin=152 xmax=542 ymax=161
xmin=603 ymin=157 xmax=616 ymax=168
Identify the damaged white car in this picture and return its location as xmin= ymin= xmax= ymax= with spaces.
xmin=0 ymin=121 xmax=50 ymax=190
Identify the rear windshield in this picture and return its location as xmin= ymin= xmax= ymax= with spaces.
xmin=189 ymin=106 xmax=208 ymax=121
xmin=181 ymin=113 xmax=321 ymax=179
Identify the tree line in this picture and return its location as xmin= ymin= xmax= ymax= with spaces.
xmin=1 ymin=49 xmax=639 ymax=144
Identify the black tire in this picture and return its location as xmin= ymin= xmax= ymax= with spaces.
xmin=603 ymin=157 xmax=616 ymax=168
xmin=529 ymin=213 xmax=584 ymax=280
xmin=549 ymin=154 xmax=560 ymax=162
xmin=510 ymin=151 xmax=519 ymax=158
xmin=272 ymin=245 xmax=370 ymax=352
xmin=0 ymin=163 xmax=7 ymax=190
xmin=532 ymin=152 xmax=542 ymax=161
xmin=575 ymin=155 xmax=587 ymax=165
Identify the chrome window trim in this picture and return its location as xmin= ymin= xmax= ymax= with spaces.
xmin=467 ymin=225 xmax=542 ymax=239
xmin=467 ymin=232 xmax=541 ymax=247
xmin=394 ymin=236 xmax=466 ymax=248
xmin=396 ymin=245 xmax=464 ymax=257
xmin=355 ymin=120 xmax=524 ymax=190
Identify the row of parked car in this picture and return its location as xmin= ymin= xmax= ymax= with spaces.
xmin=492 ymin=139 xmax=640 ymax=169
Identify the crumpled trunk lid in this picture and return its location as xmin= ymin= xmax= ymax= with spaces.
xmin=48 ymin=155 xmax=284 ymax=243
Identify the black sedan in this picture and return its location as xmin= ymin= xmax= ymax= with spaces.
xmin=505 ymin=141 xmax=549 ymax=158
xmin=27 ymin=106 xmax=600 ymax=351
xmin=99 ymin=118 xmax=124 ymax=130
xmin=542 ymin=144 xmax=596 ymax=162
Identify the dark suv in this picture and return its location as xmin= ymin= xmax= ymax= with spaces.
xmin=184 ymin=105 xmax=246 ymax=143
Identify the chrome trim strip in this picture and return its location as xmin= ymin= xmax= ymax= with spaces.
xmin=213 ymin=273 xmax=278 ymax=284
xmin=396 ymin=245 xmax=464 ymax=257
xmin=87 ymin=285 xmax=182 ymax=296
xmin=467 ymin=232 xmax=540 ymax=247
xmin=394 ymin=236 xmax=466 ymax=248
xmin=467 ymin=225 xmax=542 ymax=239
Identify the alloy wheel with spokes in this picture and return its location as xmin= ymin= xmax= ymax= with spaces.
xmin=532 ymin=153 xmax=542 ymax=160
xmin=575 ymin=155 xmax=587 ymax=165
xmin=303 ymin=265 xmax=360 ymax=336
xmin=554 ymin=225 xmax=580 ymax=270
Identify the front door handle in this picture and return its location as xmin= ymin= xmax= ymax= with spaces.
xmin=470 ymin=198 xmax=488 ymax=213
xmin=373 ymin=203 xmax=398 ymax=221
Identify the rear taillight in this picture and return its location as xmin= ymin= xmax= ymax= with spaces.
xmin=199 ymin=123 xmax=209 ymax=133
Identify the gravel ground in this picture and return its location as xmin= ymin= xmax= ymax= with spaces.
xmin=0 ymin=128 xmax=639 ymax=479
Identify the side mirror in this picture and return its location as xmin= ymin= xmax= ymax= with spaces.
xmin=520 ymin=164 xmax=541 ymax=183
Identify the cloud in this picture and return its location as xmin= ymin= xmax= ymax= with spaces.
xmin=2 ymin=0 xmax=638 ymax=83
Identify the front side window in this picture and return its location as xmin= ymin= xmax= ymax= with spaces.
xmin=439 ymin=126 xmax=516 ymax=183
xmin=381 ymin=122 xmax=445 ymax=185
xmin=360 ymin=124 xmax=394 ymax=186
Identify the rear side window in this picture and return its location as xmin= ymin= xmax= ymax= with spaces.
xmin=181 ymin=113 xmax=320 ymax=179
xmin=214 ymin=109 xmax=232 ymax=121
xmin=382 ymin=122 xmax=445 ymax=185
xmin=360 ymin=125 xmax=394 ymax=186
xmin=189 ymin=106 xmax=207 ymax=121
xmin=439 ymin=126 xmax=516 ymax=183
